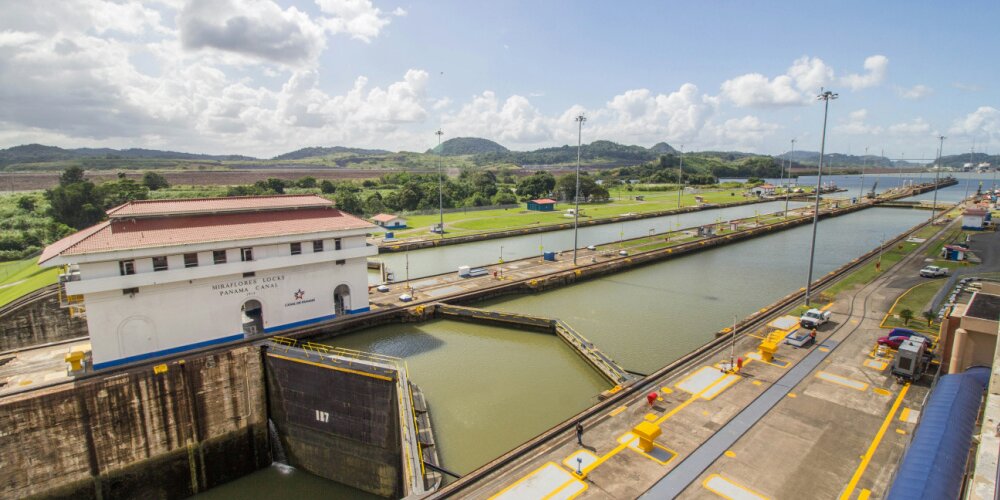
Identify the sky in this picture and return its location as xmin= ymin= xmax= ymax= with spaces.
xmin=0 ymin=0 xmax=998 ymax=160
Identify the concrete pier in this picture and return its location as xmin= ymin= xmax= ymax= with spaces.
xmin=434 ymin=303 xmax=633 ymax=386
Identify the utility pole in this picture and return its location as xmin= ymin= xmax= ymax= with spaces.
xmin=573 ymin=114 xmax=586 ymax=265
xmin=805 ymin=89 xmax=837 ymax=306
xmin=931 ymin=136 xmax=945 ymax=223
xmin=436 ymin=129 xmax=444 ymax=237
xmin=677 ymin=145 xmax=685 ymax=208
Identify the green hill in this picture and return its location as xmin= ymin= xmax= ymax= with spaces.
xmin=428 ymin=137 xmax=509 ymax=156
xmin=272 ymin=146 xmax=391 ymax=160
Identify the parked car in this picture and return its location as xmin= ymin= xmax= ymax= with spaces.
xmin=877 ymin=330 xmax=932 ymax=350
xmin=920 ymin=265 xmax=948 ymax=278
xmin=800 ymin=308 xmax=832 ymax=329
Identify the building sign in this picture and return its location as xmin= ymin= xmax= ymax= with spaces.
xmin=211 ymin=275 xmax=284 ymax=296
xmin=285 ymin=288 xmax=315 ymax=307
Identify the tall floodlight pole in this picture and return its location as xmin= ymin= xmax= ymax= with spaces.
xmin=436 ymin=129 xmax=444 ymax=236
xmin=785 ymin=138 xmax=796 ymax=216
xmin=677 ymin=145 xmax=685 ymax=208
xmin=859 ymin=146 xmax=868 ymax=202
xmin=931 ymin=136 xmax=945 ymax=223
xmin=805 ymin=89 xmax=837 ymax=306
xmin=964 ymin=144 xmax=974 ymax=201
xmin=573 ymin=114 xmax=586 ymax=265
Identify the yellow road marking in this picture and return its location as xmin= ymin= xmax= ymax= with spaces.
xmin=895 ymin=428 xmax=906 ymax=435
xmin=703 ymin=473 xmax=769 ymax=500
xmin=864 ymin=359 xmax=888 ymax=370
xmin=858 ymin=489 xmax=871 ymax=500
xmin=815 ymin=371 xmax=869 ymax=391
xmin=787 ymin=393 xmax=797 ymax=398
xmin=724 ymin=450 xmax=737 ymax=458
xmin=839 ymin=384 xmax=910 ymax=500
xmin=899 ymin=408 xmax=910 ymax=421
xmin=609 ymin=405 xmax=628 ymax=417
xmin=873 ymin=388 xmax=891 ymax=396
xmin=645 ymin=413 xmax=657 ymax=421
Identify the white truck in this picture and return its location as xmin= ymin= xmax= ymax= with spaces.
xmin=919 ymin=265 xmax=948 ymax=278
xmin=799 ymin=308 xmax=832 ymax=329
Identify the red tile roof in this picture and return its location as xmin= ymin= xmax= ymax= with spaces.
xmin=106 ymin=194 xmax=333 ymax=218
xmin=531 ymin=199 xmax=557 ymax=204
xmin=39 ymin=207 xmax=373 ymax=264
xmin=371 ymin=213 xmax=403 ymax=222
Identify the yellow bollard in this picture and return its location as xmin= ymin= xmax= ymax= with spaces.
xmin=65 ymin=351 xmax=85 ymax=372
xmin=632 ymin=421 xmax=662 ymax=453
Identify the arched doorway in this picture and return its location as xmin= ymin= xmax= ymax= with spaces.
xmin=334 ymin=284 xmax=351 ymax=316
xmin=242 ymin=299 xmax=264 ymax=335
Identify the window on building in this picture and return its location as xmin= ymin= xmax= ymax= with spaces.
xmin=241 ymin=247 xmax=253 ymax=262
xmin=313 ymin=240 xmax=324 ymax=252
xmin=122 ymin=287 xmax=138 ymax=295
xmin=119 ymin=260 xmax=136 ymax=276
xmin=334 ymin=238 xmax=342 ymax=250
xmin=213 ymin=250 xmax=227 ymax=264
xmin=184 ymin=253 xmax=199 ymax=268
xmin=290 ymin=242 xmax=302 ymax=255
xmin=243 ymin=272 xmax=255 ymax=278
xmin=152 ymin=256 xmax=168 ymax=272
xmin=336 ymin=259 xmax=346 ymax=265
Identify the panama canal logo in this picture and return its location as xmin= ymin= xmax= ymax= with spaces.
xmin=285 ymin=288 xmax=314 ymax=307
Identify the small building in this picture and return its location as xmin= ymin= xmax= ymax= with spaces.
xmin=527 ymin=198 xmax=557 ymax=211
xmin=749 ymin=184 xmax=776 ymax=197
xmin=939 ymin=284 xmax=1000 ymax=373
xmin=371 ymin=213 xmax=407 ymax=229
xmin=39 ymin=195 xmax=377 ymax=370
xmin=962 ymin=208 xmax=988 ymax=230
xmin=941 ymin=245 xmax=968 ymax=261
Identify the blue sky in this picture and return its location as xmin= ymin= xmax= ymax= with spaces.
xmin=0 ymin=0 xmax=997 ymax=159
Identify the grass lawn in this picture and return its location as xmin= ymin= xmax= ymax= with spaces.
xmin=880 ymin=280 xmax=947 ymax=335
xmin=389 ymin=187 xmax=773 ymax=239
xmin=0 ymin=257 xmax=59 ymax=308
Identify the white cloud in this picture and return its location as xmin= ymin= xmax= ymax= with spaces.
xmin=443 ymin=91 xmax=553 ymax=144
xmin=888 ymin=118 xmax=932 ymax=136
xmin=840 ymin=55 xmax=888 ymax=90
xmin=392 ymin=7 xmax=407 ymax=16
xmin=835 ymin=109 xmax=883 ymax=135
xmin=316 ymin=0 xmax=393 ymax=42
xmin=949 ymin=107 xmax=1000 ymax=140
xmin=179 ymin=0 xmax=326 ymax=66
xmin=896 ymin=84 xmax=932 ymax=100
xmin=720 ymin=56 xmax=834 ymax=108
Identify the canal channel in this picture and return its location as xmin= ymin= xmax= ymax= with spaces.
xmin=207 ymin=173 xmax=972 ymax=497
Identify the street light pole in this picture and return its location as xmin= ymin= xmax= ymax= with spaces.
xmin=436 ymin=129 xmax=444 ymax=236
xmin=931 ymin=136 xmax=944 ymax=223
xmin=785 ymin=138 xmax=795 ymax=217
xmin=573 ymin=114 xmax=586 ymax=265
xmin=805 ymin=89 xmax=837 ymax=306
xmin=677 ymin=145 xmax=685 ymax=208
xmin=859 ymin=146 xmax=868 ymax=202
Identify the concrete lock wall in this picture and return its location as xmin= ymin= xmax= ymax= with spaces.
xmin=264 ymin=353 xmax=403 ymax=498
xmin=0 ymin=286 xmax=88 ymax=352
xmin=0 ymin=345 xmax=270 ymax=499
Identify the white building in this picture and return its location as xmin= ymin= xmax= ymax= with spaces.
xmin=39 ymin=195 xmax=377 ymax=370
xmin=371 ymin=213 xmax=407 ymax=229
xmin=750 ymin=183 xmax=776 ymax=196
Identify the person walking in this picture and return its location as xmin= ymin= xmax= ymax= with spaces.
xmin=575 ymin=421 xmax=584 ymax=445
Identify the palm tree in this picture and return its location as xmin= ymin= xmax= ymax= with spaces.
xmin=900 ymin=308 xmax=915 ymax=326
xmin=922 ymin=310 xmax=936 ymax=326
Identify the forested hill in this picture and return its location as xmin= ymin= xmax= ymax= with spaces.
xmin=428 ymin=137 xmax=509 ymax=156
xmin=0 ymin=144 xmax=253 ymax=167
xmin=474 ymin=140 xmax=675 ymax=166
xmin=778 ymin=150 xmax=903 ymax=168
xmin=272 ymin=146 xmax=391 ymax=160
